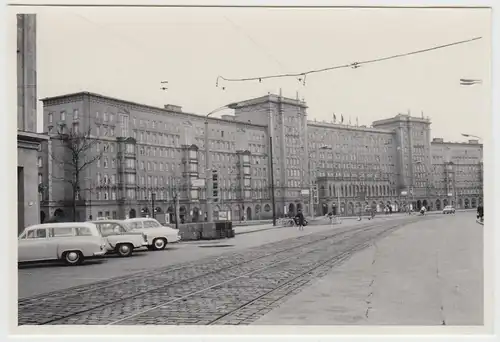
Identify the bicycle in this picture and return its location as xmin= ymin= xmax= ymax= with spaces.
xmin=329 ymin=215 xmax=342 ymax=225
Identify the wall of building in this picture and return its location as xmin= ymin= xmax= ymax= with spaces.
xmin=17 ymin=14 xmax=48 ymax=230
xmin=41 ymin=92 xmax=272 ymax=222
xmin=18 ymin=140 xmax=40 ymax=232
xmin=430 ymin=138 xmax=483 ymax=209
xmin=40 ymin=91 xmax=484 ymax=221
xmin=17 ymin=14 xmax=37 ymax=133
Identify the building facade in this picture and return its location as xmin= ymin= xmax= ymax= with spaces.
xmin=39 ymin=91 xmax=483 ymax=222
xmin=17 ymin=14 xmax=48 ymax=233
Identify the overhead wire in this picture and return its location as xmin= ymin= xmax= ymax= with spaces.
xmin=216 ymin=36 xmax=482 ymax=87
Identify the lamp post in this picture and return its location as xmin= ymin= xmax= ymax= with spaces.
xmin=151 ymin=192 xmax=156 ymax=219
xmin=204 ymin=102 xmax=239 ymax=223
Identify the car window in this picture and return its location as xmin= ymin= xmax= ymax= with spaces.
xmin=76 ymin=227 xmax=94 ymax=236
xmin=52 ymin=227 xmax=75 ymax=237
xmin=126 ymin=221 xmax=142 ymax=230
xmin=26 ymin=230 xmax=35 ymax=239
xmin=36 ymin=229 xmax=47 ymax=238
xmin=96 ymin=223 xmax=127 ymax=236
xmin=145 ymin=220 xmax=162 ymax=228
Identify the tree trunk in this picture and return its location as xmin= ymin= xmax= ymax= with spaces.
xmin=73 ymin=171 xmax=79 ymax=222
xmin=72 ymin=186 xmax=77 ymax=222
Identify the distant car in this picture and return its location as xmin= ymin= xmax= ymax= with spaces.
xmin=18 ymin=222 xmax=107 ymax=266
xmin=124 ymin=218 xmax=181 ymax=251
xmin=442 ymin=205 xmax=456 ymax=214
xmin=91 ymin=220 xmax=148 ymax=257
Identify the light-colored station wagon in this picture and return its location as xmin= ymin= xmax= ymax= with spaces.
xmin=18 ymin=222 xmax=107 ymax=266
xmin=124 ymin=218 xmax=181 ymax=251
xmin=91 ymin=220 xmax=148 ymax=257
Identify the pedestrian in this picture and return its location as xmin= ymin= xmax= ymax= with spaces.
xmin=477 ymin=204 xmax=484 ymax=221
xmin=295 ymin=209 xmax=305 ymax=231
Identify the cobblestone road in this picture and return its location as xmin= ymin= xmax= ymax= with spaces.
xmin=18 ymin=215 xmax=440 ymax=326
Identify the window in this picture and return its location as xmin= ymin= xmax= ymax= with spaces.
xmin=37 ymin=157 xmax=42 ymax=168
xmin=96 ymin=111 xmax=100 ymax=118
xmin=104 ymin=158 xmax=108 ymax=168
xmin=126 ymin=144 xmax=134 ymax=153
xmin=52 ymin=228 xmax=75 ymax=237
xmin=60 ymin=111 xmax=66 ymax=121
xmin=76 ymin=227 xmax=93 ymax=236
xmin=112 ymin=211 xmax=117 ymax=219
xmin=127 ymin=174 xmax=136 ymax=184
xmin=189 ymin=163 xmax=197 ymax=172
xmin=35 ymin=229 xmax=47 ymax=238
xmin=127 ymin=189 xmax=135 ymax=199
xmin=38 ymin=173 xmax=43 ymax=184
xmin=111 ymin=159 xmax=116 ymax=168
xmin=103 ymin=112 xmax=108 ymax=122
xmin=73 ymin=109 xmax=79 ymax=120
xmin=72 ymin=122 xmax=79 ymax=133
xmin=120 ymin=115 xmax=129 ymax=137
xmin=48 ymin=113 xmax=53 ymax=123
xmin=111 ymin=191 xmax=116 ymax=200
xmin=126 ymin=159 xmax=135 ymax=169
xmin=111 ymin=174 xmax=116 ymax=184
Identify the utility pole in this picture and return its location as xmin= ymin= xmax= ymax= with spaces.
xmin=269 ymin=135 xmax=276 ymax=226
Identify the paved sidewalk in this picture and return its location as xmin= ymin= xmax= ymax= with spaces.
xmin=252 ymin=212 xmax=483 ymax=326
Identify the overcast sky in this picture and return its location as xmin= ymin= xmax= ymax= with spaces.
xmin=12 ymin=6 xmax=491 ymax=141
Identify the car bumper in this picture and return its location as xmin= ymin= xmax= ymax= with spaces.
xmin=93 ymin=251 xmax=107 ymax=257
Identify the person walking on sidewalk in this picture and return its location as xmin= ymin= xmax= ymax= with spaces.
xmin=295 ymin=209 xmax=305 ymax=231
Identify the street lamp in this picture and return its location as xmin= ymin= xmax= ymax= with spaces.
xmin=204 ymin=102 xmax=239 ymax=223
xmin=461 ymin=133 xmax=482 ymax=141
xmin=460 ymin=78 xmax=482 ymax=86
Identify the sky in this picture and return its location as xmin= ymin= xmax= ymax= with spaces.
xmin=11 ymin=6 xmax=491 ymax=142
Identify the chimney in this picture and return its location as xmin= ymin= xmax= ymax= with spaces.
xmin=164 ymin=104 xmax=182 ymax=112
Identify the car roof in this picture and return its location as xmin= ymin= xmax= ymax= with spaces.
xmin=25 ymin=222 xmax=97 ymax=230
xmin=124 ymin=218 xmax=158 ymax=222
xmin=90 ymin=220 xmax=125 ymax=224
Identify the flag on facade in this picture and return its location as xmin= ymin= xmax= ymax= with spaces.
xmin=349 ymin=116 xmax=351 ymax=125
xmin=333 ymin=113 xmax=336 ymax=123
xmin=341 ymin=115 xmax=344 ymax=123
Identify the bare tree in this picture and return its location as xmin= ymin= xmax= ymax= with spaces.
xmin=51 ymin=125 xmax=103 ymax=222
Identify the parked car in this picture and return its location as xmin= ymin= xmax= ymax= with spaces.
xmin=18 ymin=222 xmax=107 ymax=266
xmin=124 ymin=218 xmax=181 ymax=251
xmin=91 ymin=220 xmax=148 ymax=257
xmin=442 ymin=205 xmax=456 ymax=214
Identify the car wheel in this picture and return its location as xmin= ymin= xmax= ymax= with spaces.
xmin=62 ymin=250 xmax=83 ymax=266
xmin=116 ymin=243 xmax=134 ymax=257
xmin=152 ymin=238 xmax=167 ymax=251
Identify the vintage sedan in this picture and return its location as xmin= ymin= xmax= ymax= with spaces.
xmin=124 ymin=218 xmax=181 ymax=251
xmin=18 ymin=222 xmax=107 ymax=266
xmin=442 ymin=205 xmax=456 ymax=214
xmin=91 ymin=220 xmax=148 ymax=257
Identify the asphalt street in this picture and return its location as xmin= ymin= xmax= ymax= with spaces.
xmin=17 ymin=214 xmax=446 ymax=325
xmin=18 ymin=214 xmax=404 ymax=298
xmin=253 ymin=212 xmax=483 ymax=325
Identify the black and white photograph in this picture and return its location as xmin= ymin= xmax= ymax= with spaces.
xmin=4 ymin=0 xmax=497 ymax=339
